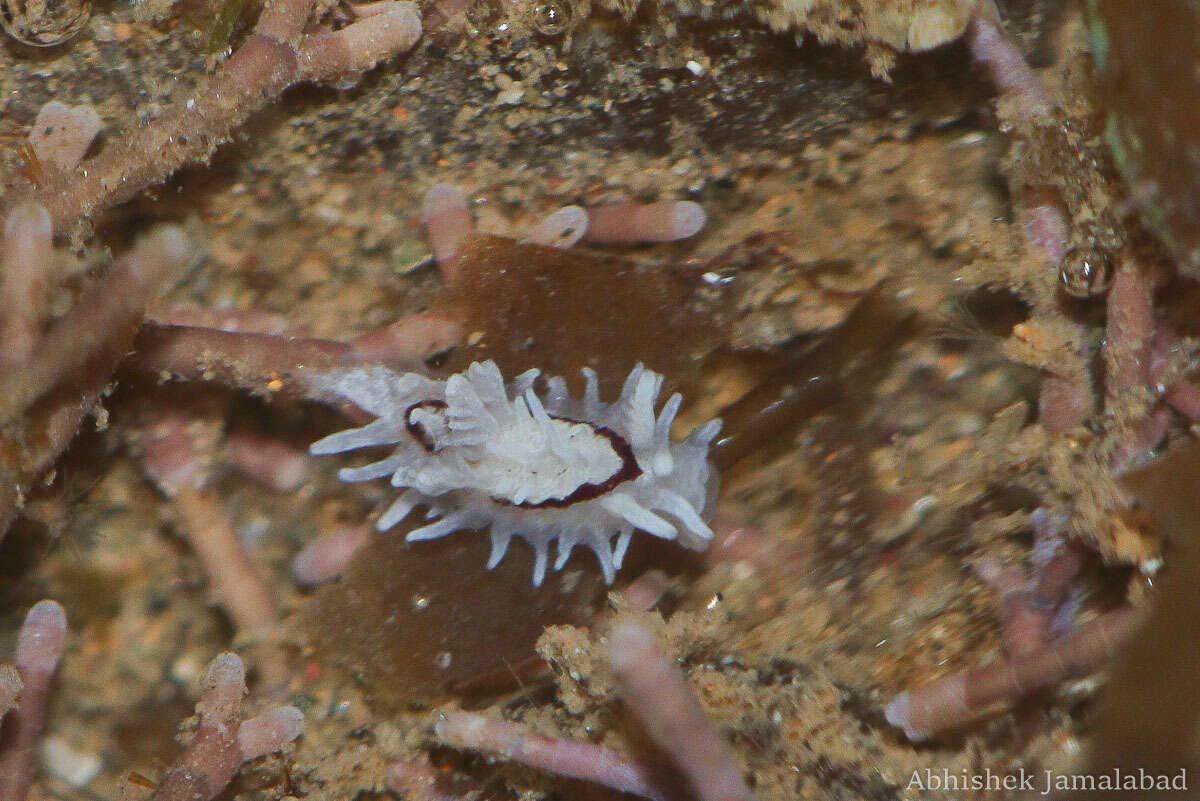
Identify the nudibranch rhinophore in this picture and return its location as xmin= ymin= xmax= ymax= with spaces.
xmin=310 ymin=360 xmax=721 ymax=585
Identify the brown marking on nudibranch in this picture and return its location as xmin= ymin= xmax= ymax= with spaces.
xmin=405 ymin=399 xmax=448 ymax=452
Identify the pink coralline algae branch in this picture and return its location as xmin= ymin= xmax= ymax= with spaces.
xmin=8 ymin=0 xmax=423 ymax=233
xmin=884 ymin=0 xmax=1178 ymax=742
xmin=0 ymin=604 xmax=299 ymax=801
xmin=971 ymin=0 xmax=1200 ymax=462
xmin=433 ymin=620 xmax=758 ymax=801
xmin=420 ymin=182 xmax=707 ymax=283
xmin=0 ymin=203 xmax=458 ymax=551
xmin=887 ymin=514 xmax=1135 ymax=742
xmin=973 ymin=509 xmax=1083 ymax=659
xmin=885 ymin=604 xmax=1149 ymax=742
xmin=139 ymin=409 xmax=292 ymax=692
xmin=0 ymin=601 xmax=67 ymax=801
xmin=0 ymin=212 xmax=191 ymax=543
xmin=0 ymin=0 xmax=428 ymax=547
xmin=130 ymin=310 xmax=460 ymax=403
xmin=609 ymin=622 xmax=760 ymax=801
xmin=147 ymin=652 xmax=303 ymax=801
xmin=435 ymin=712 xmax=669 ymax=801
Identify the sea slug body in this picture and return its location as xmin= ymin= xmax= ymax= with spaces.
xmin=311 ymin=360 xmax=722 ymax=585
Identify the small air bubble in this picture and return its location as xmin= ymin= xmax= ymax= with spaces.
xmin=435 ymin=651 xmax=453 ymax=670
xmin=533 ymin=2 xmax=569 ymax=36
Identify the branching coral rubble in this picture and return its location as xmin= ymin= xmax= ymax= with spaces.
xmin=0 ymin=0 xmax=1196 ymax=798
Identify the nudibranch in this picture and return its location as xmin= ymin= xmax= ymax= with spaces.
xmin=310 ymin=360 xmax=721 ymax=585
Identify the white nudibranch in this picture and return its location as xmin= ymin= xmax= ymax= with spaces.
xmin=310 ymin=360 xmax=722 ymax=586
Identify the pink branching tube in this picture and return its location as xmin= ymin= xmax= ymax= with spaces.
xmin=966 ymin=10 xmax=1092 ymax=436
xmin=971 ymin=510 xmax=1082 ymax=659
xmin=0 ymin=600 xmax=68 ymax=801
xmin=1164 ymin=381 xmax=1200 ymax=422
xmin=350 ymin=312 xmax=464 ymax=362
xmin=973 ymin=558 xmax=1047 ymax=659
xmin=237 ymin=707 xmax=305 ymax=761
xmin=140 ymin=409 xmax=289 ymax=689
xmin=149 ymin=653 xmax=302 ymax=801
xmin=422 ymin=184 xmax=473 ymax=282
xmin=28 ymin=102 xmax=102 ymax=172
xmin=1105 ymin=262 xmax=1163 ymax=472
xmin=617 ymin=570 xmax=670 ymax=614
xmin=1029 ymin=511 xmax=1081 ymax=614
xmin=0 ymin=225 xmax=190 ymax=428
xmin=23 ymin=0 xmax=421 ymax=232
xmin=526 ymin=206 xmax=588 ymax=249
xmin=0 ymin=203 xmax=53 ymax=372
xmin=585 ymin=200 xmax=706 ymax=244
xmin=226 ymin=430 xmax=311 ymax=493
xmin=146 ymin=306 xmax=290 ymax=335
xmin=435 ymin=712 xmax=667 ymax=800
xmin=140 ymin=409 xmax=214 ymax=497
xmin=1106 ymin=263 xmax=1156 ymax=397
xmin=297 ymin=2 xmax=421 ymax=77
xmin=174 ymin=489 xmax=289 ymax=690
xmin=131 ymin=324 xmax=419 ymax=404
xmin=1022 ymin=186 xmax=1069 ymax=268
xmin=292 ymin=524 xmax=372 ymax=586
xmin=132 ymin=312 xmax=458 ymax=401
xmin=608 ymin=622 xmax=760 ymax=801
xmin=1111 ymin=406 xmax=1173 ymax=474
xmin=1038 ymin=371 xmax=1093 ymax=435
xmin=1149 ymin=325 xmax=1200 ymax=422
xmin=966 ymin=1 xmax=1052 ymax=119
xmin=886 ymin=604 xmax=1150 ymax=742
